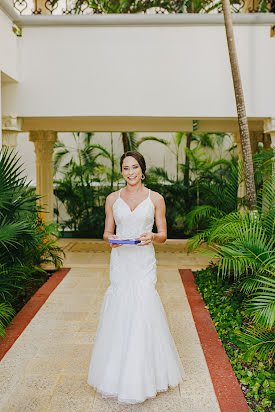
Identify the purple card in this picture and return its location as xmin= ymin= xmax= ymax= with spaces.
xmin=108 ymin=238 xmax=141 ymax=245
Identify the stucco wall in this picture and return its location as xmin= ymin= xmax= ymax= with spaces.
xmin=2 ymin=21 xmax=275 ymax=118
xmin=0 ymin=9 xmax=19 ymax=81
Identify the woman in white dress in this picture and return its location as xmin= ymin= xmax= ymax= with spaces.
xmin=87 ymin=151 xmax=185 ymax=404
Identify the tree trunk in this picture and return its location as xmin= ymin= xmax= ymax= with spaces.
xmin=184 ymin=132 xmax=192 ymax=188
xmin=122 ymin=132 xmax=129 ymax=153
xmin=222 ymin=0 xmax=257 ymax=210
xmin=110 ymin=132 xmax=114 ymax=190
xmin=176 ymin=151 xmax=179 ymax=181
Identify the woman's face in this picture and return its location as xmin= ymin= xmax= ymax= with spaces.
xmin=121 ymin=156 xmax=142 ymax=185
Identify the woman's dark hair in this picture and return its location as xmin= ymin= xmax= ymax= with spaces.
xmin=120 ymin=151 xmax=147 ymax=179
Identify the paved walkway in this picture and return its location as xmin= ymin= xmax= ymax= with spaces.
xmin=0 ymin=240 xmax=220 ymax=411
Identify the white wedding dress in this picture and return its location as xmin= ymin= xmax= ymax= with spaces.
xmin=87 ymin=188 xmax=186 ymax=404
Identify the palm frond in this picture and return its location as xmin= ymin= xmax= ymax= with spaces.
xmin=185 ymin=205 xmax=225 ymax=230
xmin=236 ymin=326 xmax=275 ymax=366
xmin=243 ymin=276 xmax=275 ymax=329
xmin=128 ymin=132 xmax=138 ymax=151
xmin=137 ymin=136 xmax=169 ymax=148
xmin=0 ymin=302 xmax=15 ymax=338
xmin=174 ymin=132 xmax=186 ymax=148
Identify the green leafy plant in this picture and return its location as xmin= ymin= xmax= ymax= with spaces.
xmin=0 ymin=148 xmax=64 ymax=338
xmin=189 ymin=170 xmax=275 ymax=369
xmin=195 ymin=266 xmax=275 ymax=411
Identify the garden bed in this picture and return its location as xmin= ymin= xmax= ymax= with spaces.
xmin=11 ymin=270 xmax=55 ymax=316
xmin=0 ymin=268 xmax=70 ymax=360
xmin=194 ymin=266 xmax=274 ymax=412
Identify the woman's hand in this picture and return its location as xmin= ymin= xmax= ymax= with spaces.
xmin=137 ymin=232 xmax=154 ymax=246
xmin=108 ymin=234 xmax=123 ymax=248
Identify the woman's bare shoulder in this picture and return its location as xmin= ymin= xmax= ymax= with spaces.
xmin=150 ymin=189 xmax=165 ymax=204
xmin=106 ymin=190 xmax=120 ymax=205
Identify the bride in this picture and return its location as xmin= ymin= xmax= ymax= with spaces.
xmin=87 ymin=150 xmax=185 ymax=404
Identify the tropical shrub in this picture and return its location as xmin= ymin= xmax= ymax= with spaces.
xmin=185 ymin=148 xmax=273 ymax=245
xmin=147 ymin=136 xmax=239 ymax=237
xmin=195 ymin=265 xmax=274 ymax=411
xmin=0 ymin=148 xmax=64 ymax=338
xmin=188 ymin=172 xmax=275 ymax=367
xmin=54 ymin=132 xmax=169 ymax=237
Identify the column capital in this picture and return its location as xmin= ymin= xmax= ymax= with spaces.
xmin=263 ymin=118 xmax=275 ymax=134
xmin=2 ymin=116 xmax=22 ymax=149
xmin=29 ymin=130 xmax=58 ymax=143
xmin=2 ymin=116 xmax=23 ymax=131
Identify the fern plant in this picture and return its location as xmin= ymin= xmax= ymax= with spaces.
xmin=188 ymin=172 xmax=275 ymax=365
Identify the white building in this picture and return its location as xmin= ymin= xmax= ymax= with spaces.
xmin=1 ymin=0 xmax=275 ymax=220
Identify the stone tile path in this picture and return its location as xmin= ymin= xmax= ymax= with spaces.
xmin=0 ymin=240 xmax=220 ymax=411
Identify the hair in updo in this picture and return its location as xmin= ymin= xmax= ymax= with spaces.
xmin=120 ymin=151 xmax=147 ymax=180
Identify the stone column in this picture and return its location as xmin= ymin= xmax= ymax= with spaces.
xmin=1 ymin=116 xmax=22 ymax=151
xmin=2 ymin=130 xmax=18 ymax=149
xmin=233 ymin=131 xmax=246 ymax=204
xmin=29 ymin=131 xmax=57 ymax=222
xmin=249 ymin=131 xmax=263 ymax=154
xmin=264 ymin=119 xmax=275 ymax=150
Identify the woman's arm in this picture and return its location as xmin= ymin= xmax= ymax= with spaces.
xmin=137 ymin=192 xmax=167 ymax=245
xmin=103 ymin=193 xmax=122 ymax=248
xmin=152 ymin=193 xmax=167 ymax=244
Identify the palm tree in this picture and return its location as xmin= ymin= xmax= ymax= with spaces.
xmin=222 ymin=0 xmax=257 ymax=210
xmin=184 ymin=132 xmax=192 ymax=188
xmin=183 ymin=132 xmax=228 ymax=200
xmin=54 ymin=132 xmax=103 ymax=175
xmin=121 ymin=132 xmax=169 ymax=155
xmin=121 ymin=132 xmax=129 ymax=153
xmin=187 ymin=174 xmax=275 ymax=364
xmin=54 ymin=133 xmax=109 ymax=224
xmin=168 ymin=132 xmax=186 ymax=182
xmin=95 ymin=133 xmax=123 ymax=190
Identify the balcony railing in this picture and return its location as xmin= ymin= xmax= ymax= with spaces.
xmin=12 ymin=0 xmax=275 ymax=16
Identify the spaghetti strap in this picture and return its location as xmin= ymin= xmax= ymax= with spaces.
xmin=148 ymin=188 xmax=150 ymax=198
xmin=118 ymin=188 xmax=122 ymax=199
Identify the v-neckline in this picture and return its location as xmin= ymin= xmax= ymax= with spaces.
xmin=119 ymin=188 xmax=150 ymax=213
xmin=119 ymin=196 xmax=149 ymax=214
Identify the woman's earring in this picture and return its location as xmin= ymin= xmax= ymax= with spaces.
xmin=141 ymin=173 xmax=145 ymax=180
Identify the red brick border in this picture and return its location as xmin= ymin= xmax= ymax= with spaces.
xmin=0 ymin=267 xmax=70 ymax=361
xmin=179 ymin=269 xmax=249 ymax=412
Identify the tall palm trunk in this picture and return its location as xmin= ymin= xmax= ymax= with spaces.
xmin=184 ymin=132 xmax=192 ymax=204
xmin=184 ymin=132 xmax=192 ymax=188
xmin=122 ymin=132 xmax=129 ymax=153
xmin=176 ymin=151 xmax=179 ymax=181
xmin=222 ymin=0 xmax=257 ymax=210
xmin=110 ymin=132 xmax=114 ymax=190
